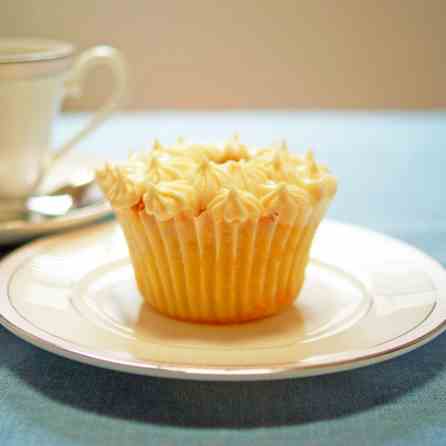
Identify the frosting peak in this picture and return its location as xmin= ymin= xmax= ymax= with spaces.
xmin=192 ymin=159 xmax=228 ymax=208
xmin=208 ymin=187 xmax=262 ymax=223
xmin=221 ymin=133 xmax=250 ymax=163
xmin=146 ymin=154 xmax=178 ymax=182
xmin=96 ymin=163 xmax=143 ymax=208
xmin=304 ymin=149 xmax=320 ymax=177
xmin=261 ymin=182 xmax=312 ymax=222
xmin=254 ymin=147 xmax=297 ymax=183
xmin=294 ymin=150 xmax=337 ymax=199
xmin=129 ymin=152 xmax=188 ymax=183
xmin=272 ymin=141 xmax=289 ymax=168
xmin=142 ymin=180 xmax=199 ymax=221
xmin=152 ymin=139 xmax=163 ymax=152
xmin=225 ymin=160 xmax=268 ymax=194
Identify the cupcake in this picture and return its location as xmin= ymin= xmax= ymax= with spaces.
xmin=96 ymin=136 xmax=337 ymax=324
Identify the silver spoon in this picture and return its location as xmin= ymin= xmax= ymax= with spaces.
xmin=0 ymin=175 xmax=100 ymax=219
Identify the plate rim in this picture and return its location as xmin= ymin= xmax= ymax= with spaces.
xmin=1 ymin=220 xmax=445 ymax=381
xmin=0 ymin=201 xmax=111 ymax=233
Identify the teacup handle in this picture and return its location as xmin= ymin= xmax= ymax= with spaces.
xmin=47 ymin=46 xmax=127 ymax=171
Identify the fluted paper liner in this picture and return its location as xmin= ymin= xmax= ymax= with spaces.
xmin=116 ymin=200 xmax=330 ymax=324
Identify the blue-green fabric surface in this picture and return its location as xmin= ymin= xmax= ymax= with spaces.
xmin=1 ymin=112 xmax=445 ymax=446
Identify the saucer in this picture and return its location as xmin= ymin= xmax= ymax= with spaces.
xmin=0 ymin=220 xmax=445 ymax=381
xmin=0 ymin=154 xmax=112 ymax=245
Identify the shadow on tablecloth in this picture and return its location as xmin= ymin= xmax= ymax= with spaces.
xmin=3 ymin=324 xmax=446 ymax=429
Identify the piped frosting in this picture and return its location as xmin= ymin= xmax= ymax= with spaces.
xmin=294 ymin=150 xmax=337 ymax=199
xmin=96 ymin=163 xmax=143 ymax=208
xmin=260 ymin=181 xmax=312 ymax=223
xmin=220 ymin=134 xmax=250 ymax=163
xmin=208 ymin=188 xmax=262 ymax=223
xmin=224 ymin=160 xmax=268 ymax=194
xmin=192 ymin=158 xmax=228 ymax=208
xmin=96 ymin=137 xmax=337 ymax=221
xmin=142 ymin=180 xmax=199 ymax=221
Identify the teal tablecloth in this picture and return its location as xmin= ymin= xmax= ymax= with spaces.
xmin=1 ymin=112 xmax=445 ymax=445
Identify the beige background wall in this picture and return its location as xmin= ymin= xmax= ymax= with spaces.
xmin=2 ymin=0 xmax=445 ymax=109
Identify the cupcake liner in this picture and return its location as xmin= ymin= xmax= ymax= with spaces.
xmin=116 ymin=201 xmax=331 ymax=324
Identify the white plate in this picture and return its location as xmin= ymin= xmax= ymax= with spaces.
xmin=0 ymin=154 xmax=112 ymax=244
xmin=0 ymin=220 xmax=445 ymax=381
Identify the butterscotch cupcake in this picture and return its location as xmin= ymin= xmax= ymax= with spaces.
xmin=96 ymin=136 xmax=337 ymax=324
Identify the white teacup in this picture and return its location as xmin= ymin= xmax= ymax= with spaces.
xmin=0 ymin=38 xmax=127 ymax=199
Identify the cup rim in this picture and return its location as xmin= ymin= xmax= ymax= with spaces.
xmin=0 ymin=38 xmax=75 ymax=64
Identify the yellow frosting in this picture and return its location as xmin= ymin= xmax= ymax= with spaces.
xmin=157 ymin=139 xmax=189 ymax=157
xmin=258 ymin=141 xmax=304 ymax=166
xmin=192 ymin=158 xmax=228 ymax=209
xmin=224 ymin=160 xmax=268 ymax=194
xmin=127 ymin=151 xmax=193 ymax=183
xmin=220 ymin=134 xmax=251 ymax=163
xmin=142 ymin=180 xmax=199 ymax=221
xmin=260 ymin=181 xmax=312 ymax=223
xmin=96 ymin=137 xmax=337 ymax=221
xmin=188 ymin=144 xmax=223 ymax=163
xmin=208 ymin=188 xmax=262 ymax=223
xmin=250 ymin=144 xmax=297 ymax=184
xmin=294 ymin=150 xmax=337 ymax=199
xmin=96 ymin=163 xmax=143 ymax=208
xmin=159 ymin=138 xmax=222 ymax=163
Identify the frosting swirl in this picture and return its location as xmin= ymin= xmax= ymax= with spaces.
xmin=192 ymin=158 xmax=228 ymax=208
xmin=260 ymin=182 xmax=312 ymax=223
xmin=187 ymin=144 xmax=222 ymax=163
xmin=295 ymin=150 xmax=337 ymax=199
xmin=158 ymin=139 xmax=222 ymax=163
xmin=208 ymin=188 xmax=262 ymax=223
xmin=142 ymin=180 xmax=199 ymax=221
xmin=258 ymin=141 xmax=304 ymax=166
xmin=220 ymin=134 xmax=250 ymax=163
xmin=224 ymin=160 xmax=268 ymax=194
xmin=128 ymin=151 xmax=193 ymax=183
xmin=96 ymin=163 xmax=143 ymax=208
xmin=252 ymin=142 xmax=302 ymax=183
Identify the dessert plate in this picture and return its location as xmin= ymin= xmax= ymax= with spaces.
xmin=0 ymin=220 xmax=445 ymax=381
